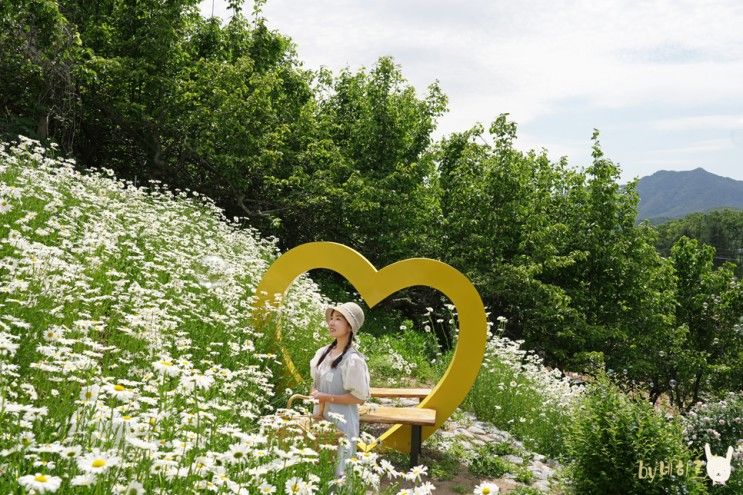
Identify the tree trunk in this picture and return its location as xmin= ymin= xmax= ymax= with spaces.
xmin=37 ymin=113 xmax=49 ymax=139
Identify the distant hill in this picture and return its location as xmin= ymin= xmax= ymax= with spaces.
xmin=635 ymin=168 xmax=743 ymax=223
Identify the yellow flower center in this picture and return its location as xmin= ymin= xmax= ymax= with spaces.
xmin=160 ymin=360 xmax=172 ymax=366
xmin=34 ymin=474 xmax=49 ymax=483
xmin=122 ymin=415 xmax=132 ymax=421
xmin=91 ymin=458 xmax=106 ymax=468
xmin=114 ymin=384 xmax=126 ymax=392
xmin=483 ymin=489 xmax=491 ymax=495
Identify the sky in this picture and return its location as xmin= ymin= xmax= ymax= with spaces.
xmin=199 ymin=0 xmax=743 ymax=184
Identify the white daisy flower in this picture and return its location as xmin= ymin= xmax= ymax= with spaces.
xmin=224 ymin=443 xmax=249 ymax=464
xmin=79 ymin=385 xmax=101 ymax=403
xmin=105 ymin=383 xmax=135 ymax=401
xmin=153 ymin=359 xmax=180 ymax=376
xmin=60 ymin=445 xmax=82 ymax=460
xmin=17 ymin=473 xmax=62 ymax=493
xmin=116 ymin=480 xmax=145 ymax=495
xmin=70 ymin=474 xmax=96 ymax=486
xmin=77 ymin=450 xmax=120 ymax=474
xmin=406 ymin=464 xmax=428 ymax=482
xmin=473 ymin=481 xmax=500 ymax=495
xmin=258 ymin=481 xmax=277 ymax=494
xmin=284 ymin=477 xmax=307 ymax=495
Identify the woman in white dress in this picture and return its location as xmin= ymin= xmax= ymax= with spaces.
xmin=309 ymin=301 xmax=371 ymax=479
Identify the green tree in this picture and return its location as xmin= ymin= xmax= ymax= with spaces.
xmin=437 ymin=119 xmax=678 ymax=389
xmin=0 ymin=0 xmax=83 ymax=146
xmin=662 ymin=236 xmax=743 ymax=409
xmin=294 ymin=57 xmax=447 ymax=266
xmin=656 ymin=209 xmax=743 ymax=278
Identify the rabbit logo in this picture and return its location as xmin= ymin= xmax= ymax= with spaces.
xmin=704 ymin=443 xmax=733 ymax=485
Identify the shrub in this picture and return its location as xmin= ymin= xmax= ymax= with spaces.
xmin=361 ymin=327 xmax=438 ymax=386
xmin=460 ymin=329 xmax=582 ymax=458
xmin=515 ymin=465 xmax=535 ymax=484
xmin=565 ymin=375 xmax=708 ymax=495
xmin=469 ymin=443 xmax=517 ymax=478
xmin=510 ymin=487 xmax=543 ymax=495
xmin=684 ymin=393 xmax=743 ymax=494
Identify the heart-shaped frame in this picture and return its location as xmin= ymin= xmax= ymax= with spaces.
xmin=252 ymin=242 xmax=487 ymax=453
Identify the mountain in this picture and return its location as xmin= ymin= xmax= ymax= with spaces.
xmin=635 ymin=168 xmax=743 ymax=223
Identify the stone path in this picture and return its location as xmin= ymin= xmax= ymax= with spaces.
xmin=371 ymin=397 xmax=562 ymax=493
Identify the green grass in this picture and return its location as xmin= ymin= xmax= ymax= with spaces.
xmin=0 ymin=137 xmax=438 ymax=495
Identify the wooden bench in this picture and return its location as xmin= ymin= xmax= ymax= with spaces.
xmin=370 ymin=387 xmax=432 ymax=401
xmin=362 ymin=388 xmax=435 ymax=466
xmin=359 ymin=404 xmax=436 ymax=467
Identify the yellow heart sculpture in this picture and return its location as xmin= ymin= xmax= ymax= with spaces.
xmin=252 ymin=242 xmax=487 ymax=453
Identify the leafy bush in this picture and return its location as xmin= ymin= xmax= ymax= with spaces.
xmin=515 ymin=465 xmax=535 ymax=484
xmin=684 ymin=393 xmax=743 ymax=494
xmin=460 ymin=324 xmax=582 ymax=458
xmin=565 ymin=376 xmax=708 ymax=495
xmin=361 ymin=327 xmax=439 ymax=386
xmin=469 ymin=443 xmax=517 ymax=478
xmin=509 ymin=487 xmax=543 ymax=495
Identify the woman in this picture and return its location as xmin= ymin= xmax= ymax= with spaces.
xmin=309 ymin=301 xmax=371 ymax=479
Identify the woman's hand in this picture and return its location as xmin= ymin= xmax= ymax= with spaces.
xmin=310 ymin=389 xmax=327 ymax=402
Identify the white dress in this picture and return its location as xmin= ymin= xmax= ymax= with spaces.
xmin=310 ymin=344 xmax=371 ymax=478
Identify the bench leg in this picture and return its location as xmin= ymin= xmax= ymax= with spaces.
xmin=410 ymin=425 xmax=422 ymax=467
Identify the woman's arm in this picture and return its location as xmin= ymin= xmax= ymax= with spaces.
xmin=310 ymin=390 xmax=365 ymax=405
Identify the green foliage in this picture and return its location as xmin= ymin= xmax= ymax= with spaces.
xmin=469 ymin=443 xmax=517 ymax=478
xmin=462 ymin=351 xmax=570 ymax=459
xmin=489 ymin=442 xmax=518 ymax=456
xmin=436 ymin=119 xmax=679 ymax=393
xmin=5 ymin=1 xmax=742 ymax=434
xmin=0 ymin=0 xmax=82 ymax=146
xmin=655 ymin=237 xmax=743 ymax=409
xmin=683 ymin=393 xmax=743 ymax=494
xmin=298 ymin=57 xmax=447 ymax=266
xmin=449 ymin=317 xmax=582 ymax=460
xmin=509 ymin=487 xmax=543 ymax=495
xmin=2 ymin=1 xmax=447 ymax=273
xmin=361 ymin=326 xmax=438 ymax=386
xmin=514 ymin=465 xmax=535 ymax=484
xmin=655 ymin=209 xmax=743 ymax=278
xmin=565 ymin=376 xmax=708 ymax=495
xmin=426 ymin=449 xmax=461 ymax=481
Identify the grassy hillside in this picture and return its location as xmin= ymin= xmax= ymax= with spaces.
xmin=3 ymin=137 xmax=729 ymax=495
xmin=637 ymin=168 xmax=743 ymax=221
xmin=1 ymin=137 xmax=446 ymax=494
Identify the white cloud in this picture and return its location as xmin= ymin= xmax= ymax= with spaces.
xmin=648 ymin=138 xmax=734 ymax=155
xmin=651 ymin=115 xmax=743 ymax=131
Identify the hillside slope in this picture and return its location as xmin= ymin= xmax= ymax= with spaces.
xmin=636 ymin=167 xmax=743 ymax=222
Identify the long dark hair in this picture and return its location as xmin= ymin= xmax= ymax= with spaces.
xmin=317 ymin=333 xmax=355 ymax=369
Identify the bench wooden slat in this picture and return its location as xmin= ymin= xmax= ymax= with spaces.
xmin=370 ymin=387 xmax=432 ymax=399
xmin=359 ymin=406 xmax=436 ymax=426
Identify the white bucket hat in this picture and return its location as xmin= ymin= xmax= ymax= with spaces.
xmin=325 ymin=302 xmax=365 ymax=335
